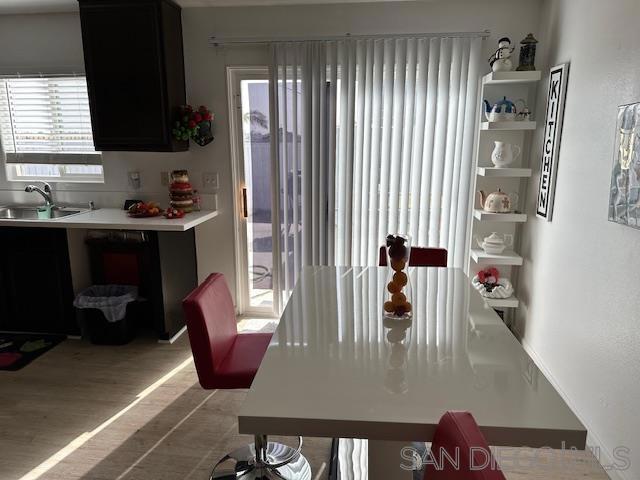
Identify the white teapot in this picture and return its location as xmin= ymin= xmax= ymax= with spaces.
xmin=483 ymin=97 xmax=517 ymax=122
xmin=491 ymin=141 xmax=521 ymax=167
xmin=474 ymin=232 xmax=513 ymax=254
xmin=478 ymin=189 xmax=518 ymax=213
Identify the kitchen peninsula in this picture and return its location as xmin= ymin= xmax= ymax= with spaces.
xmin=0 ymin=208 xmax=218 ymax=231
xmin=0 ymin=207 xmax=219 ymax=342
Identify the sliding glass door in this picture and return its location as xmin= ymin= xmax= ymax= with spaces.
xmin=227 ymin=67 xmax=275 ymax=317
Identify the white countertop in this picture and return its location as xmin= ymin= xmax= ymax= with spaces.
xmin=0 ymin=208 xmax=218 ymax=231
xmin=239 ymin=266 xmax=586 ymax=449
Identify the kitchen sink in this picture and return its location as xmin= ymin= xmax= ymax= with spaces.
xmin=0 ymin=206 xmax=88 ymax=220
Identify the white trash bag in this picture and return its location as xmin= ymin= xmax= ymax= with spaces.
xmin=74 ymin=285 xmax=138 ymax=323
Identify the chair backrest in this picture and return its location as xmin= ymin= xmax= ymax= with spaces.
xmin=183 ymin=273 xmax=238 ymax=388
xmin=378 ymin=246 xmax=448 ymax=267
xmin=424 ymin=411 xmax=506 ymax=480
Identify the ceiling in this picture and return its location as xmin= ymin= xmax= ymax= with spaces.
xmin=0 ymin=0 xmax=418 ymax=15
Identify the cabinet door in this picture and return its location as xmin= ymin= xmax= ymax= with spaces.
xmin=0 ymin=233 xmax=10 ymax=331
xmin=2 ymin=229 xmax=76 ymax=335
xmin=79 ymin=1 xmax=179 ymax=151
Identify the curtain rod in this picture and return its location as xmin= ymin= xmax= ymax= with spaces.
xmin=208 ymin=30 xmax=490 ymax=46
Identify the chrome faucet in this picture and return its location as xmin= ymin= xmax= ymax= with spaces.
xmin=25 ymin=182 xmax=54 ymax=207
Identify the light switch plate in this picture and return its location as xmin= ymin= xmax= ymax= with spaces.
xmin=203 ymin=172 xmax=219 ymax=190
xmin=160 ymin=171 xmax=170 ymax=186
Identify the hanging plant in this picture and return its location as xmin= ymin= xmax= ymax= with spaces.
xmin=173 ymin=105 xmax=214 ymax=146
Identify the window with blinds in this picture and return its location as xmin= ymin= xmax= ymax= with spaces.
xmin=0 ymin=75 xmax=103 ymax=182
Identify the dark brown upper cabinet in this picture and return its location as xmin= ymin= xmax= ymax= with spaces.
xmin=78 ymin=0 xmax=188 ymax=152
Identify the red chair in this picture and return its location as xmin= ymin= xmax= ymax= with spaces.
xmin=378 ymin=246 xmax=448 ymax=267
xmin=183 ymin=273 xmax=310 ymax=479
xmin=424 ymin=411 xmax=506 ymax=480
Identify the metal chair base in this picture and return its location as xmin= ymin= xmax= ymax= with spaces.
xmin=211 ymin=435 xmax=311 ymax=480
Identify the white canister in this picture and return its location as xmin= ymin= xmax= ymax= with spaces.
xmin=491 ymin=141 xmax=522 ymax=167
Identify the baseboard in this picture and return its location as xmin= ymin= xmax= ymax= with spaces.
xmin=158 ymin=325 xmax=187 ymax=344
xmin=513 ymin=327 xmax=628 ymax=480
xmin=0 ymin=330 xmax=71 ymax=336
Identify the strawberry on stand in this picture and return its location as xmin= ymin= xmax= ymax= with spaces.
xmin=169 ymin=170 xmax=194 ymax=213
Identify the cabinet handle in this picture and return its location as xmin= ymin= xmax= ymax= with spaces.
xmin=242 ymin=187 xmax=248 ymax=218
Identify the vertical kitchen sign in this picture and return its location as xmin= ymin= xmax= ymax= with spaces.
xmin=536 ymin=63 xmax=569 ymax=220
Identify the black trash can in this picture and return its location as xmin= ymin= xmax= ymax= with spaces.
xmin=74 ymin=285 xmax=138 ymax=345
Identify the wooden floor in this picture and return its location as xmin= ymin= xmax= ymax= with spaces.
xmin=0 ymin=334 xmax=609 ymax=480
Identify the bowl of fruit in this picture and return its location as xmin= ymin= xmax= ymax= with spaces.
xmin=127 ymin=201 xmax=163 ymax=218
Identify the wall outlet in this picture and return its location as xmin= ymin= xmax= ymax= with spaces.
xmin=160 ymin=171 xmax=171 ymax=186
xmin=128 ymin=171 xmax=141 ymax=190
xmin=203 ymin=171 xmax=219 ymax=190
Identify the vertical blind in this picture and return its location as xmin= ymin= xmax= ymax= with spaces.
xmin=0 ymin=76 xmax=97 ymax=162
xmin=270 ymin=36 xmax=482 ymax=311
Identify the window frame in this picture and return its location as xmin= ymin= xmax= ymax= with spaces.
xmin=6 ymin=163 xmax=104 ymax=184
xmin=0 ymin=74 xmax=104 ymax=184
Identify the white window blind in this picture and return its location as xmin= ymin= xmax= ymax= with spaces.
xmin=0 ymin=76 xmax=100 ymax=164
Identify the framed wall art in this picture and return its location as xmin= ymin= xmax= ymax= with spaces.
xmin=609 ymin=102 xmax=640 ymax=228
xmin=536 ymin=63 xmax=570 ymax=221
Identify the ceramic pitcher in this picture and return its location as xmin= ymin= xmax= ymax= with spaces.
xmin=491 ymin=141 xmax=522 ymax=167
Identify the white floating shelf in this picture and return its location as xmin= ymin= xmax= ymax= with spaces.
xmin=470 ymin=249 xmax=523 ymax=266
xmin=477 ymin=167 xmax=532 ymax=178
xmin=469 ymin=312 xmax=503 ymax=330
xmin=480 ymin=121 xmax=537 ymax=131
xmin=482 ymin=71 xmax=542 ymax=85
xmin=473 ymin=209 xmax=527 ymax=222
xmin=484 ymin=296 xmax=520 ymax=309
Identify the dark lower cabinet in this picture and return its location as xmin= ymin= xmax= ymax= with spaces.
xmin=85 ymin=230 xmax=197 ymax=341
xmin=0 ymin=227 xmax=197 ymax=340
xmin=0 ymin=251 xmax=9 ymax=327
xmin=0 ymin=228 xmax=76 ymax=335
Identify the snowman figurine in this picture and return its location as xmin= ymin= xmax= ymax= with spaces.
xmin=489 ymin=37 xmax=515 ymax=72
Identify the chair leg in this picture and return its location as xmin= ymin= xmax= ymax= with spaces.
xmin=211 ymin=434 xmax=312 ymax=479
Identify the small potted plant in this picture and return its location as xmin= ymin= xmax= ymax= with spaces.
xmin=173 ymin=105 xmax=214 ymax=146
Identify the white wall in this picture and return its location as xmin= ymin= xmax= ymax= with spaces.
xmin=0 ymin=14 xmax=219 ymax=213
xmin=0 ymin=12 xmax=235 ymax=291
xmin=0 ymin=0 xmax=542 ymax=303
xmin=517 ymin=1 xmax=640 ymax=478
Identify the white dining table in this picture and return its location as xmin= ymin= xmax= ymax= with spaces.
xmin=238 ymin=266 xmax=586 ymax=479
